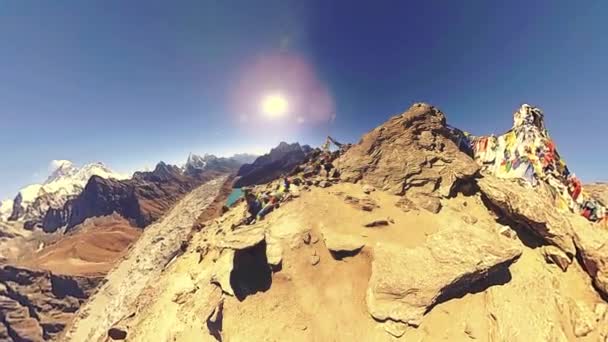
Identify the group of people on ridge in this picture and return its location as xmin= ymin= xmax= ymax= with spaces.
xmin=242 ymin=177 xmax=291 ymax=225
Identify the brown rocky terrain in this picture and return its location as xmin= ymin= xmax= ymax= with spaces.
xmin=0 ymin=265 xmax=101 ymax=341
xmin=61 ymin=176 xmax=229 ymax=341
xmin=1 ymin=169 xmax=235 ymax=341
xmin=19 ymin=214 xmax=141 ymax=277
xmin=56 ymin=103 xmax=607 ymax=341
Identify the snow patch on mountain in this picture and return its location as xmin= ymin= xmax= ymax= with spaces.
xmin=183 ymin=153 xmax=257 ymax=175
xmin=6 ymin=161 xmax=127 ymax=222
xmin=0 ymin=199 xmax=14 ymax=221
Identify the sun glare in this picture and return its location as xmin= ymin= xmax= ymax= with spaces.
xmin=261 ymin=94 xmax=288 ymax=118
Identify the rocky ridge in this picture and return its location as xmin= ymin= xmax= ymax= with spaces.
xmin=234 ymin=142 xmax=312 ymax=187
xmin=335 ymin=103 xmax=479 ymax=212
xmin=61 ymin=176 xmax=229 ymax=341
xmin=64 ymin=103 xmax=608 ymax=341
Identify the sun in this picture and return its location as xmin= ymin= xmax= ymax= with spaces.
xmin=261 ymin=94 xmax=288 ymax=118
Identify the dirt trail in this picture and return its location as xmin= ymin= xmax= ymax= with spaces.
xmin=60 ymin=176 xmax=228 ymax=342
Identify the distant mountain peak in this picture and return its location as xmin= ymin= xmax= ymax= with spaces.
xmin=234 ymin=141 xmax=311 ymax=187
xmin=6 ymin=160 xmax=126 ymax=222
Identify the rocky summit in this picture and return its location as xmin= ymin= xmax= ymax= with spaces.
xmin=335 ymin=103 xmax=479 ymax=214
xmin=2 ymin=103 xmax=608 ymax=342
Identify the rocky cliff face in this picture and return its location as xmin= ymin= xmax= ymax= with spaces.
xmin=0 ymin=156 xmax=243 ymax=342
xmin=234 ymin=142 xmax=312 ymax=187
xmin=1 ymin=177 xmax=233 ymax=342
xmin=0 ymin=265 xmax=102 ymax=341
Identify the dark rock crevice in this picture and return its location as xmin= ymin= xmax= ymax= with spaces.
xmin=229 ymin=241 xmax=272 ymax=301
xmin=329 ymin=248 xmax=363 ymax=260
xmin=0 ymin=281 xmax=41 ymax=322
xmin=0 ymin=311 xmax=22 ymax=342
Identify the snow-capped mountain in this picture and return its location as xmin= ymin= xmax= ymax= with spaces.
xmin=183 ymin=153 xmax=257 ymax=175
xmin=6 ymin=161 xmax=127 ymax=224
xmin=42 ymin=160 xmax=124 ymax=195
xmin=0 ymin=199 xmax=14 ymax=221
xmin=184 ymin=153 xmax=211 ymax=171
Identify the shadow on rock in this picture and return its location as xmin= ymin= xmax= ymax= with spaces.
xmin=329 ymin=248 xmax=363 ymax=260
xmin=480 ymin=193 xmax=545 ymax=250
xmin=426 ymin=261 xmax=514 ymax=314
xmin=230 ymin=241 xmax=272 ymax=301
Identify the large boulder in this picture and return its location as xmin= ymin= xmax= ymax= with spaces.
xmin=334 ymin=103 xmax=479 ymax=198
xmin=366 ymin=225 xmax=522 ymax=327
xmin=322 ymin=230 xmax=365 ymax=254
xmin=571 ymin=216 xmax=608 ymax=297
xmin=478 ymin=175 xmax=576 ymax=256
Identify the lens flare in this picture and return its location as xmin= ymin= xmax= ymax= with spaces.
xmin=261 ymin=94 xmax=288 ymax=118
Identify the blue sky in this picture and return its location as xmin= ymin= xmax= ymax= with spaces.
xmin=1 ymin=1 xmax=607 ymax=199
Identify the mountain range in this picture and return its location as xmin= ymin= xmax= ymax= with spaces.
xmin=234 ymin=142 xmax=312 ymax=187
xmin=4 ymin=161 xmax=127 ymax=226
xmin=1 ymin=105 xmax=608 ymax=341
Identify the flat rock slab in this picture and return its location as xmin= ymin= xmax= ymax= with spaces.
xmin=366 ymin=225 xmax=522 ymax=327
xmin=322 ymin=230 xmax=365 ymax=253
xmin=478 ymin=175 xmax=576 ymax=255
xmin=217 ymin=225 xmax=266 ymax=250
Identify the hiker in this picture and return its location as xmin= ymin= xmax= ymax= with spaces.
xmin=257 ymin=192 xmax=280 ymax=219
xmin=282 ymin=177 xmax=291 ymax=192
xmin=276 ymin=177 xmax=290 ymax=193
xmin=244 ymin=191 xmax=262 ymax=224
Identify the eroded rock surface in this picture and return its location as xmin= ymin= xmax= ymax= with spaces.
xmin=335 ymin=103 xmax=479 ymax=197
xmin=0 ymin=265 xmax=101 ymax=341
xmin=542 ymin=245 xmax=571 ymax=272
xmin=572 ymin=216 xmax=608 ymax=297
xmin=478 ymin=175 xmax=576 ymax=255
xmin=366 ymin=225 xmax=522 ymax=327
